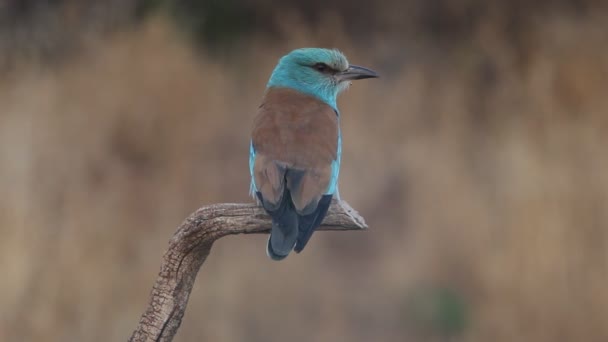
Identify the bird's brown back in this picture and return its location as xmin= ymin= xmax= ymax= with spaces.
xmin=251 ymin=87 xmax=339 ymax=211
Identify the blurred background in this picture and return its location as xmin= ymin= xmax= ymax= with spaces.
xmin=1 ymin=0 xmax=608 ymax=341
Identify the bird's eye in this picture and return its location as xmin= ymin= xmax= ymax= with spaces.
xmin=313 ymin=63 xmax=329 ymax=73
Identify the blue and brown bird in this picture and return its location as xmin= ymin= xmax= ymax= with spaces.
xmin=249 ymin=48 xmax=378 ymax=260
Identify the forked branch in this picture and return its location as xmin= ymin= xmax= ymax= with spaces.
xmin=129 ymin=199 xmax=367 ymax=342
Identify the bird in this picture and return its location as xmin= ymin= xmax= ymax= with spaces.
xmin=249 ymin=48 xmax=378 ymax=260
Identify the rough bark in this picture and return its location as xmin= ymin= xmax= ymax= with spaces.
xmin=129 ymin=199 xmax=367 ymax=342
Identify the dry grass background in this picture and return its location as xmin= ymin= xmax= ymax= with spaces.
xmin=1 ymin=5 xmax=608 ymax=342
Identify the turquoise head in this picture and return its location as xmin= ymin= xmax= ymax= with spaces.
xmin=267 ymin=48 xmax=378 ymax=110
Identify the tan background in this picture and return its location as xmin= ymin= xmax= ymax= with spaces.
xmin=1 ymin=1 xmax=608 ymax=341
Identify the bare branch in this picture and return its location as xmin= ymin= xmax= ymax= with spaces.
xmin=129 ymin=199 xmax=367 ymax=342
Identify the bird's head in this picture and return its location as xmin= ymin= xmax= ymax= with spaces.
xmin=267 ymin=48 xmax=378 ymax=110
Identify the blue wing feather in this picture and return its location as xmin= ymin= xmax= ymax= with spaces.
xmin=326 ymin=131 xmax=341 ymax=195
xmin=249 ymin=141 xmax=257 ymax=197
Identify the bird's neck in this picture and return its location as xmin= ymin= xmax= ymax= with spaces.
xmin=267 ymin=75 xmax=339 ymax=111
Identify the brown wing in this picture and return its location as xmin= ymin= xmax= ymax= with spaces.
xmin=251 ymin=87 xmax=339 ymax=212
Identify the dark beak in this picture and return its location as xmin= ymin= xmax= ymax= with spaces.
xmin=336 ymin=64 xmax=379 ymax=82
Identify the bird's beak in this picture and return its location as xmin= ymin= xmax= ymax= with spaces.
xmin=336 ymin=64 xmax=379 ymax=82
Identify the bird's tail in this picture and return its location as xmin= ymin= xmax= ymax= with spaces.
xmin=266 ymin=193 xmax=299 ymax=261
xmin=294 ymin=194 xmax=332 ymax=253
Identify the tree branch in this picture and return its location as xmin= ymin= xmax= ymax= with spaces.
xmin=128 ymin=199 xmax=367 ymax=342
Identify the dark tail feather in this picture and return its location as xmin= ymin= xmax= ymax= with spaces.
xmin=294 ymin=195 xmax=332 ymax=253
xmin=258 ymin=191 xmax=299 ymax=261
xmin=267 ymin=208 xmax=298 ymax=260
